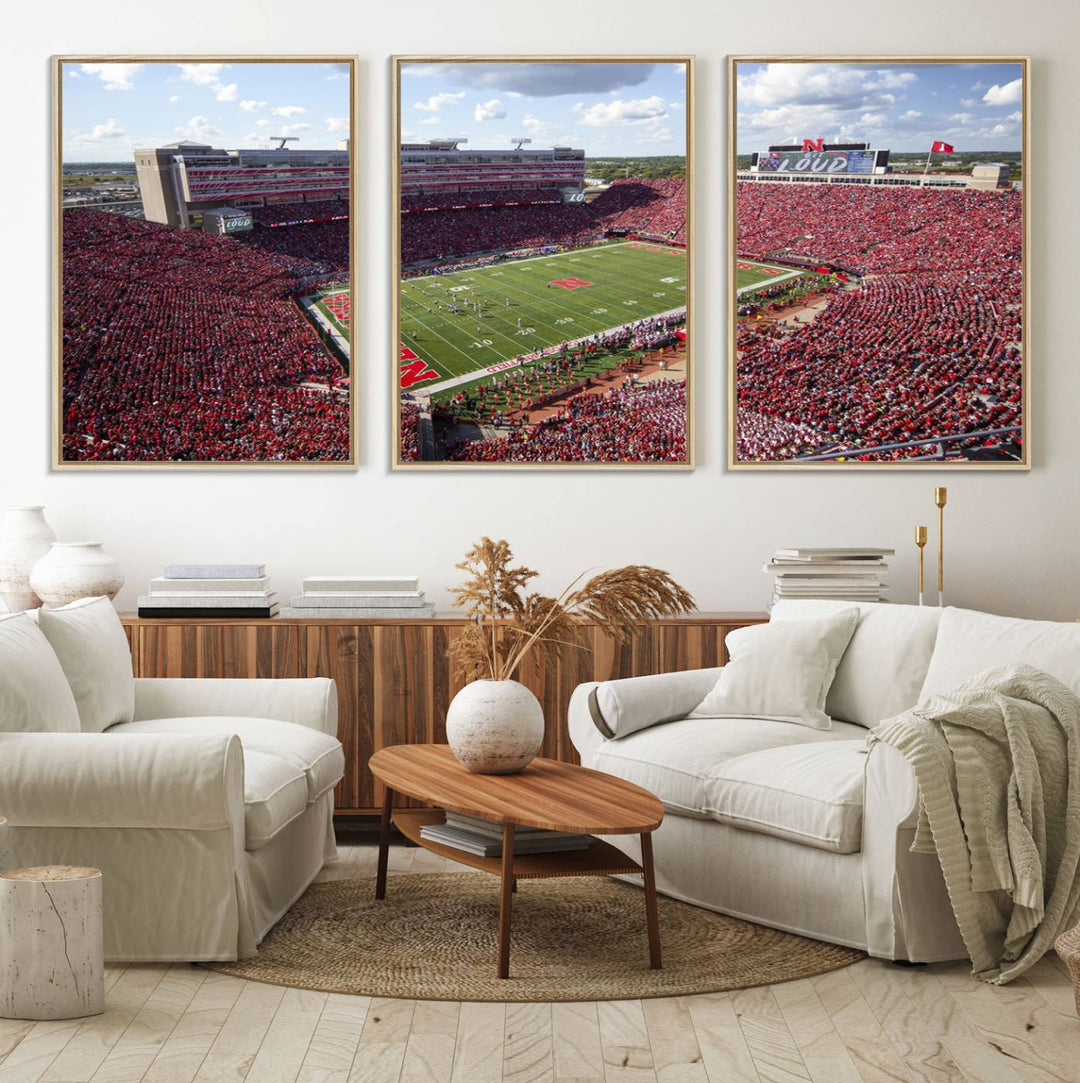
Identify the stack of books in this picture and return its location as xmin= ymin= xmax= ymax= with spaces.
xmin=419 ymin=811 xmax=593 ymax=857
xmin=280 ymin=575 xmax=434 ymax=619
xmin=138 ymin=563 xmax=277 ymax=618
xmin=764 ymin=548 xmax=893 ymax=604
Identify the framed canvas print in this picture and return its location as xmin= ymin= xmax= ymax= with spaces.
xmin=54 ymin=56 xmax=357 ymax=467
xmin=729 ymin=56 xmax=1029 ymax=468
xmin=393 ymin=56 xmax=693 ymax=468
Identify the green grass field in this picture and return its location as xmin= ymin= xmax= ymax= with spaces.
xmin=400 ymin=242 xmax=686 ymax=390
xmin=736 ymin=259 xmax=802 ymax=295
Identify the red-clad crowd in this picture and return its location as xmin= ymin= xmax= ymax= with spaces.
xmin=593 ymin=178 xmax=687 ymax=242
xmin=446 ymin=380 xmax=687 ymax=464
xmin=61 ymin=209 xmax=349 ymax=462
xmin=401 ymin=177 xmax=688 ymax=265
xmin=399 ymin=402 xmax=420 ymax=459
xmin=402 ymin=189 xmax=563 ymax=213
xmin=249 ymin=199 xmax=349 ymax=227
xmin=735 ymin=182 xmax=1023 ymax=461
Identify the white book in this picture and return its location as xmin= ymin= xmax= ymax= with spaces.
xmin=164 ymin=563 xmax=266 ymax=579
xmin=303 ymin=575 xmax=420 ymax=593
xmin=139 ymin=593 xmax=277 ymax=608
xmin=145 ymin=593 xmax=276 ymax=602
xmin=149 ymin=577 xmax=272 ymax=593
xmin=291 ymin=593 xmax=426 ymax=609
xmin=279 ymin=605 xmax=435 ymax=619
xmin=768 ymin=576 xmax=886 ymax=587
xmin=773 ymin=548 xmax=895 ymax=560
xmin=765 ymin=563 xmax=886 ymax=575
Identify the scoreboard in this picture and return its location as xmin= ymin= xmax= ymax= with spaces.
xmin=753 ymin=148 xmax=887 ymax=175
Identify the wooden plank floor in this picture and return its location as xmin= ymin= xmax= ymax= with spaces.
xmin=4 ymin=839 xmax=1079 ymax=1083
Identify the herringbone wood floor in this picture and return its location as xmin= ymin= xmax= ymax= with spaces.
xmin=2 ymin=838 xmax=1079 ymax=1083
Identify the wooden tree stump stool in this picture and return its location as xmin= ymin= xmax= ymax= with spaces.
xmin=0 ymin=866 xmax=104 ymax=1020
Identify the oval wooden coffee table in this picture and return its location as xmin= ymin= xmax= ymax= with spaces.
xmin=369 ymin=744 xmax=665 ymax=979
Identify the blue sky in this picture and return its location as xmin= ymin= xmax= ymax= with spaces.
xmin=401 ymin=62 xmax=688 ymax=157
xmin=736 ymin=61 xmax=1023 ymax=154
xmin=60 ymin=61 xmax=351 ymax=162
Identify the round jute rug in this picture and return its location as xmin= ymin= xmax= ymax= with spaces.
xmin=206 ymin=874 xmax=863 ymax=1001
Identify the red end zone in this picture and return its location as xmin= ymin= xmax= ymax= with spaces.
xmin=400 ymin=345 xmax=440 ymax=389
xmin=549 ymin=277 xmax=592 ymax=290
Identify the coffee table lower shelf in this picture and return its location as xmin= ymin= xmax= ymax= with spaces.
xmin=393 ymin=808 xmax=644 ymax=879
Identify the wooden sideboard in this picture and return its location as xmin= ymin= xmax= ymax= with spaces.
xmin=120 ymin=612 xmax=767 ymax=816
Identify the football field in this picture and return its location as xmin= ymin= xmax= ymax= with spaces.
xmin=312 ymin=284 xmax=351 ymax=341
xmin=399 ymin=242 xmax=686 ymax=389
xmin=736 ymin=259 xmax=804 ymax=296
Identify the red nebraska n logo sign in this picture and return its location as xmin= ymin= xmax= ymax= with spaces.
xmin=802 ymin=138 xmax=825 ymax=152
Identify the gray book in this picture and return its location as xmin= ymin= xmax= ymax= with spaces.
xmin=140 ymin=593 xmax=277 ymax=609
xmin=290 ymin=593 xmax=426 ymax=609
xmin=279 ymin=605 xmax=435 ymax=620
xmin=302 ymin=576 xmax=420 ymax=593
xmin=164 ymin=563 xmax=266 ymax=580
xmin=149 ymin=577 xmax=272 ymax=593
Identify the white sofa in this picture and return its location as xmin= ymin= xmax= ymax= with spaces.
xmin=569 ymin=601 xmax=1080 ymax=962
xmin=0 ymin=599 xmax=344 ymax=962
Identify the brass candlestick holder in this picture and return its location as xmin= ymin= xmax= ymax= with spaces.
xmin=935 ymin=487 xmax=948 ymax=607
xmin=915 ymin=525 xmax=928 ymax=606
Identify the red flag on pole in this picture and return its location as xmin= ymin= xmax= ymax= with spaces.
xmin=931 ymin=141 xmax=955 ymax=154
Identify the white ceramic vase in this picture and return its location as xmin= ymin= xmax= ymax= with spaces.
xmin=30 ymin=543 xmax=124 ymax=609
xmin=0 ymin=506 xmax=56 ymax=612
xmin=445 ymin=679 xmax=545 ymax=774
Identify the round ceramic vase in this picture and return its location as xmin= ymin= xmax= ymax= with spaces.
xmin=445 ymin=679 xmax=545 ymax=774
xmin=29 ymin=543 xmax=125 ymax=609
xmin=0 ymin=506 xmax=56 ymax=612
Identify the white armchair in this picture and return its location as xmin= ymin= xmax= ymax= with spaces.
xmin=0 ymin=601 xmax=343 ymax=962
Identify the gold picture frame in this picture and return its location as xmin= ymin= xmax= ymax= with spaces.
xmin=53 ymin=54 xmax=359 ymax=469
xmin=392 ymin=55 xmax=694 ymax=469
xmin=727 ymin=55 xmax=1030 ymax=470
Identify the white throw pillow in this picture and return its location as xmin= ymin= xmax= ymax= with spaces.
xmin=0 ymin=612 xmax=81 ymax=733
xmin=689 ymin=610 xmax=859 ymax=730
xmin=36 ymin=597 xmax=134 ymax=734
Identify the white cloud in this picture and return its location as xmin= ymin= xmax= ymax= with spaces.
xmin=474 ymin=98 xmax=506 ymax=121
xmin=860 ymin=113 xmax=886 ymax=127
xmin=240 ymin=99 xmax=267 ymax=112
xmin=506 ymin=91 xmax=522 ymax=99
xmin=738 ymin=64 xmax=916 ymax=110
xmin=416 ymin=63 xmax=654 ymax=98
xmin=983 ymin=78 xmax=1022 ymax=106
xmin=73 ymin=117 xmax=127 ymax=144
xmin=948 ymin=112 xmax=973 ymax=123
xmin=1006 ymin=111 xmax=1022 ymax=123
xmin=255 ymin=118 xmax=270 ymax=128
xmin=175 ymin=115 xmax=221 ymax=141
xmin=900 ymin=110 xmax=922 ymax=120
xmin=325 ymin=116 xmax=349 ymax=133
xmin=280 ymin=122 xmax=312 ymax=136
xmin=668 ymin=101 xmax=684 ymax=110
xmin=415 ymin=92 xmax=465 ymax=112
xmin=579 ymin=95 xmax=667 ymax=127
xmin=176 ymin=63 xmax=227 ymax=86
xmin=212 ymin=82 xmax=238 ymax=103
xmin=79 ymin=63 xmax=143 ymax=91
xmin=271 ymin=105 xmax=307 ymax=117
xmin=419 ymin=116 xmax=441 ymax=125
xmin=960 ymin=98 xmax=976 ymax=108
xmin=168 ymin=95 xmax=180 ymax=104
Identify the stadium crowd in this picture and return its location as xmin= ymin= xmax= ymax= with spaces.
xmin=401 ymin=177 xmax=688 ymax=265
xmin=735 ymin=182 xmax=1023 ymax=461
xmin=445 ymin=380 xmax=687 ymax=463
xmin=61 ymin=209 xmax=349 ymax=462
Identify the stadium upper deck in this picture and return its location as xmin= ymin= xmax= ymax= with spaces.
xmin=134 ymin=141 xmax=350 ymax=229
xmin=401 ymin=140 xmax=585 ymax=208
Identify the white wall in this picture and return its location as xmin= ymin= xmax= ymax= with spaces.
xmin=4 ymin=0 xmax=1079 ymax=620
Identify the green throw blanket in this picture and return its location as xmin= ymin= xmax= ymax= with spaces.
xmin=869 ymin=663 xmax=1080 ymax=984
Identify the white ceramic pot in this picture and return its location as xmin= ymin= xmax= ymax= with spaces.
xmin=30 ymin=543 xmax=124 ymax=609
xmin=0 ymin=506 xmax=56 ymax=612
xmin=445 ymin=679 xmax=545 ymax=774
